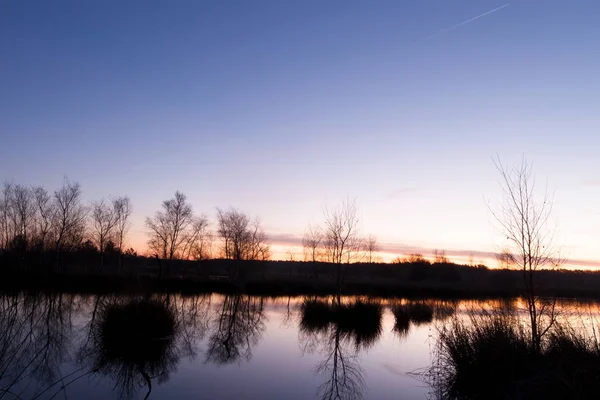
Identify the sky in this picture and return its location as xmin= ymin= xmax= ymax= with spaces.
xmin=1 ymin=0 xmax=599 ymax=267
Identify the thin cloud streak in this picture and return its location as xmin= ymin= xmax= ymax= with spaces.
xmin=418 ymin=3 xmax=511 ymax=42
xmin=386 ymin=187 xmax=420 ymax=199
xmin=267 ymin=233 xmax=600 ymax=269
xmin=583 ymin=179 xmax=600 ymax=187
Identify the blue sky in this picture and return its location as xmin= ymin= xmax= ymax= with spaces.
xmin=1 ymin=1 xmax=599 ymax=265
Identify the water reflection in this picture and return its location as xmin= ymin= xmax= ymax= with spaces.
xmin=4 ymin=293 xmax=599 ymax=399
xmin=0 ymin=293 xmax=210 ymax=399
xmin=204 ymin=295 xmax=266 ymax=365
xmin=299 ymin=298 xmax=383 ymax=399
xmin=0 ymin=293 xmax=75 ymax=397
xmin=392 ymin=300 xmax=458 ymax=338
xmin=78 ymin=297 xmax=180 ymax=399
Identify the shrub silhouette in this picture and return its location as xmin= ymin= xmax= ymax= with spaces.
xmin=426 ymin=315 xmax=600 ymax=399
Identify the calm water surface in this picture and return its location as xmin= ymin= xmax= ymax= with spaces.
xmin=1 ymin=293 xmax=598 ymax=400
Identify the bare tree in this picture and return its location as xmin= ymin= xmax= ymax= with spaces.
xmin=0 ymin=184 xmax=36 ymax=251
xmin=10 ymin=185 xmax=35 ymax=249
xmin=0 ymin=186 xmax=8 ymax=250
xmin=52 ymin=179 xmax=87 ymax=268
xmin=32 ymin=186 xmax=54 ymax=251
xmin=406 ymin=253 xmax=427 ymax=263
xmin=286 ymin=248 xmax=295 ymax=261
xmin=322 ymin=198 xmax=359 ymax=265
xmin=179 ymin=215 xmax=212 ymax=260
xmin=302 ymin=224 xmax=322 ymax=262
xmin=90 ymin=199 xmax=117 ymax=269
xmin=347 ymin=236 xmax=367 ymax=264
xmin=0 ymin=183 xmax=17 ymax=250
xmin=217 ymin=208 xmax=248 ymax=260
xmin=112 ymin=196 xmax=132 ymax=269
xmin=433 ymin=249 xmax=449 ymax=264
xmin=146 ymin=191 xmax=196 ymax=260
xmin=490 ymin=156 xmax=561 ymax=353
xmin=247 ymin=218 xmax=270 ymax=261
xmin=495 ymin=247 xmax=515 ymax=269
xmin=216 ymin=208 xmax=269 ymax=261
xmin=0 ymin=184 xmax=9 ymax=249
xmin=322 ymin=198 xmax=360 ymax=295
xmin=364 ymin=235 xmax=380 ymax=263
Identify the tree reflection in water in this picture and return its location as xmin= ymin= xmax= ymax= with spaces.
xmin=0 ymin=293 xmax=75 ymax=398
xmin=204 ymin=295 xmax=266 ymax=365
xmin=78 ymin=297 xmax=180 ymax=399
xmin=392 ymin=300 xmax=457 ymax=339
xmin=299 ymin=298 xmax=383 ymax=400
xmin=78 ymin=294 xmax=210 ymax=400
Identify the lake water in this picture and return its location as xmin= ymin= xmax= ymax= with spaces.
xmin=1 ymin=293 xmax=598 ymax=400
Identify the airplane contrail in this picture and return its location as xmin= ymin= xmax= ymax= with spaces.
xmin=418 ymin=3 xmax=510 ymax=42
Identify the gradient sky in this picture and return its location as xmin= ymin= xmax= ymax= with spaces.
xmin=2 ymin=1 xmax=599 ymax=267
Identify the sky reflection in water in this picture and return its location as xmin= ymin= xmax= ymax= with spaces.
xmin=2 ymin=294 xmax=599 ymax=400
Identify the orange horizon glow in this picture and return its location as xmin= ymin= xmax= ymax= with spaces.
xmin=125 ymin=234 xmax=600 ymax=271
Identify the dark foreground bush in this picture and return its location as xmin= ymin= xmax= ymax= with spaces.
xmin=426 ymin=316 xmax=600 ymax=399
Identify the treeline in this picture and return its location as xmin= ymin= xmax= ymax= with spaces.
xmin=145 ymin=191 xmax=270 ymax=262
xmin=0 ymin=180 xmax=387 ymax=271
xmin=0 ymin=179 xmax=133 ymax=270
xmin=0 ymin=179 xmax=274 ymax=273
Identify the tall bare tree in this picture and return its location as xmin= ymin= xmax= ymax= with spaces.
xmin=146 ymin=191 xmax=195 ymax=260
xmin=490 ymin=156 xmax=561 ymax=353
xmin=322 ymin=198 xmax=360 ymax=295
xmin=495 ymin=247 xmax=515 ymax=269
xmin=364 ymin=234 xmax=380 ymax=263
xmin=32 ymin=186 xmax=54 ymax=251
xmin=52 ymin=179 xmax=87 ymax=268
xmin=10 ymin=185 xmax=35 ymax=249
xmin=302 ymin=224 xmax=322 ymax=262
xmin=112 ymin=196 xmax=132 ymax=269
xmin=0 ymin=183 xmax=11 ymax=250
xmin=90 ymin=199 xmax=117 ymax=269
xmin=179 ymin=215 xmax=212 ymax=260
xmin=1 ymin=183 xmax=17 ymax=250
xmin=216 ymin=208 xmax=270 ymax=261
xmin=433 ymin=249 xmax=449 ymax=264
xmin=1 ymin=184 xmax=56 ymax=253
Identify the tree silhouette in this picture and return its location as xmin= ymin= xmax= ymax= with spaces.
xmin=321 ymin=198 xmax=361 ymax=297
xmin=52 ymin=178 xmax=87 ymax=269
xmin=364 ymin=235 xmax=380 ymax=263
xmin=112 ymin=196 xmax=132 ymax=270
xmin=490 ymin=156 xmax=562 ymax=353
xmin=146 ymin=191 xmax=210 ymax=262
xmin=90 ymin=199 xmax=117 ymax=269
xmin=303 ymin=224 xmax=323 ymax=262
xmin=216 ymin=208 xmax=270 ymax=261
